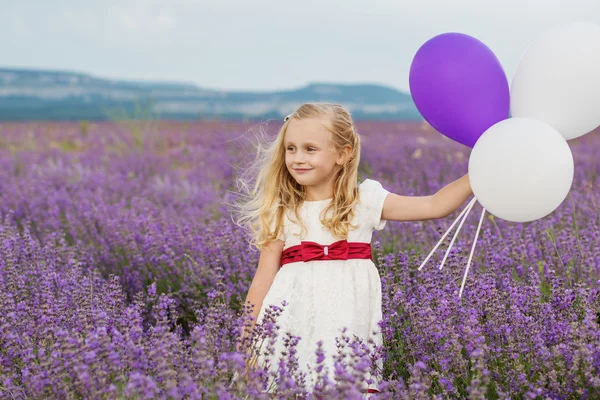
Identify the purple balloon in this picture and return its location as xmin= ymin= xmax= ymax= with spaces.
xmin=409 ymin=33 xmax=510 ymax=148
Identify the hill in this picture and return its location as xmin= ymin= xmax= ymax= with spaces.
xmin=0 ymin=67 xmax=421 ymax=121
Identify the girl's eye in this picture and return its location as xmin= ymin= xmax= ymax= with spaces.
xmin=287 ymin=147 xmax=316 ymax=151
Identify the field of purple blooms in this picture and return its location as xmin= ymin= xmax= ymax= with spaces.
xmin=0 ymin=119 xmax=598 ymax=399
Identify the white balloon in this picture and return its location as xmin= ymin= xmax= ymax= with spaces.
xmin=510 ymin=21 xmax=600 ymax=140
xmin=468 ymin=118 xmax=574 ymax=223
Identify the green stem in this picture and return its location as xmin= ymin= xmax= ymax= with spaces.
xmin=568 ymin=192 xmax=585 ymax=263
xmin=545 ymin=227 xmax=566 ymax=272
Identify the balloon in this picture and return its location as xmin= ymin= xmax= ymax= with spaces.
xmin=409 ymin=32 xmax=510 ymax=148
xmin=511 ymin=21 xmax=600 ymax=140
xmin=468 ymin=118 xmax=574 ymax=223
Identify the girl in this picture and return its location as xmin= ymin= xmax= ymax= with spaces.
xmin=230 ymin=103 xmax=472 ymax=397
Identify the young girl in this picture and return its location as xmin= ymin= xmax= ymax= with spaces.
xmin=230 ymin=103 xmax=472 ymax=397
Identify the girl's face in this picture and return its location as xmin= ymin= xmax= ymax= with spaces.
xmin=284 ymin=117 xmax=344 ymax=192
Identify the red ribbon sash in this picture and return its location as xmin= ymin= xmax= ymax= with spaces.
xmin=280 ymin=239 xmax=372 ymax=268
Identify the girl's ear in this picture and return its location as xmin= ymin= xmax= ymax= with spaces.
xmin=337 ymin=146 xmax=352 ymax=165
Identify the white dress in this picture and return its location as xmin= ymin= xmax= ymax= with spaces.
xmin=252 ymin=178 xmax=391 ymax=396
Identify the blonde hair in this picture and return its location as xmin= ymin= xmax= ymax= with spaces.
xmin=229 ymin=102 xmax=362 ymax=251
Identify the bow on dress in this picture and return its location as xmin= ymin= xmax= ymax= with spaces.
xmin=300 ymin=239 xmax=349 ymax=262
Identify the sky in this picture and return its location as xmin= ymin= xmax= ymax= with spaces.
xmin=2 ymin=0 xmax=600 ymax=93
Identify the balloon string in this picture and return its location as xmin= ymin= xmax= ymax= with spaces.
xmin=418 ymin=196 xmax=476 ymax=271
xmin=459 ymin=207 xmax=486 ymax=298
xmin=439 ymin=197 xmax=477 ymax=271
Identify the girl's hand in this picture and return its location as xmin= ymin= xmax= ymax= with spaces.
xmin=230 ymin=353 xmax=258 ymax=389
xmin=242 ymin=353 xmax=259 ymax=381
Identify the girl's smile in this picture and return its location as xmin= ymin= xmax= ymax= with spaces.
xmin=294 ymin=168 xmax=313 ymax=174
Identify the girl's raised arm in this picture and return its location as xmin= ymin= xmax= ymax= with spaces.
xmin=380 ymin=174 xmax=473 ymax=222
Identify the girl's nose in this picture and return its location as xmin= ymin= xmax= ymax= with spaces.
xmin=293 ymin=153 xmax=307 ymax=162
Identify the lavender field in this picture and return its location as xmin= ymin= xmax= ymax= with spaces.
xmin=0 ymin=120 xmax=598 ymax=399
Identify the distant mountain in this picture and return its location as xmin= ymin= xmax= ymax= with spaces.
xmin=0 ymin=67 xmax=422 ymax=121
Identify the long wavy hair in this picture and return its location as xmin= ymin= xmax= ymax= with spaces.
xmin=229 ymin=102 xmax=362 ymax=251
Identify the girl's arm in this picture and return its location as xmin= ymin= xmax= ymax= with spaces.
xmin=430 ymin=173 xmax=473 ymax=218
xmin=381 ymin=173 xmax=473 ymax=222
xmin=236 ymin=239 xmax=284 ymax=352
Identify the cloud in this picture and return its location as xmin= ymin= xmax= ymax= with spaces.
xmin=1 ymin=0 xmax=599 ymax=91
xmin=109 ymin=2 xmax=176 ymax=34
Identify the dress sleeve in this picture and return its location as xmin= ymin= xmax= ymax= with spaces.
xmin=360 ymin=179 xmax=391 ymax=231
xmin=268 ymin=213 xmax=286 ymax=241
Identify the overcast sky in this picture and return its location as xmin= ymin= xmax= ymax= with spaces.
xmin=2 ymin=0 xmax=600 ymax=93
